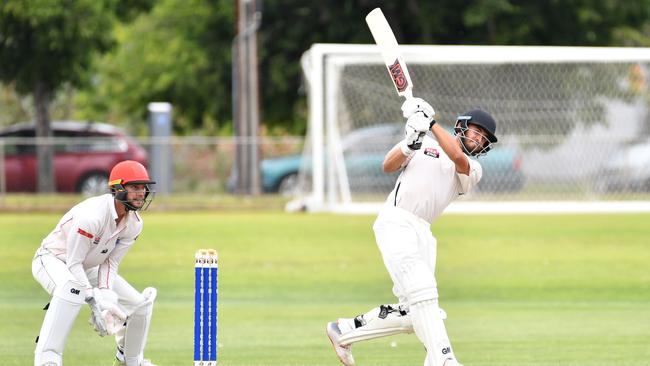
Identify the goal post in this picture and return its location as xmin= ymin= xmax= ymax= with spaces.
xmin=290 ymin=44 xmax=650 ymax=214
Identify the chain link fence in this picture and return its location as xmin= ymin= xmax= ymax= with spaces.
xmin=296 ymin=45 xmax=650 ymax=208
xmin=2 ymin=132 xmax=650 ymax=201
xmin=0 ymin=136 xmax=304 ymax=196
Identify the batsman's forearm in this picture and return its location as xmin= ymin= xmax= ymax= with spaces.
xmin=431 ymin=124 xmax=469 ymax=172
xmin=383 ymin=143 xmax=408 ymax=172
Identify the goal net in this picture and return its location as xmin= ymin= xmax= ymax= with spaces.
xmin=290 ymin=44 xmax=650 ymax=213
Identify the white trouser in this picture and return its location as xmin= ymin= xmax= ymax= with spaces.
xmin=32 ymin=253 xmax=78 ymax=297
xmin=373 ymin=206 xmax=458 ymax=366
xmin=32 ymin=253 xmax=155 ymax=366
xmin=32 ymin=254 xmax=85 ymax=366
xmin=32 ymin=253 xmax=146 ymax=312
xmin=373 ymin=205 xmax=438 ymax=305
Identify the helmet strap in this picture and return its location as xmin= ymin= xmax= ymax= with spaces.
xmin=110 ymin=184 xmax=154 ymax=211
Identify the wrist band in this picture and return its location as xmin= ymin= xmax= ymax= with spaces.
xmin=400 ymin=140 xmax=414 ymax=157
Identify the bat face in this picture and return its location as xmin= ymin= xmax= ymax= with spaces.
xmin=389 ymin=59 xmax=409 ymax=93
xmin=365 ymin=7 xmax=414 ymax=99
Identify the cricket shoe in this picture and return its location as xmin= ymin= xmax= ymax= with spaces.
xmin=326 ymin=321 xmax=355 ymax=366
xmin=113 ymin=359 xmax=158 ymax=366
xmin=114 ymin=348 xmax=158 ymax=366
xmin=443 ymin=358 xmax=464 ymax=366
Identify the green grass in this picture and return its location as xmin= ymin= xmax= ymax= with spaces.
xmin=1 ymin=212 xmax=649 ymax=365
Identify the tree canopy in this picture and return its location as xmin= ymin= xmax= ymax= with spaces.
xmin=0 ymin=0 xmax=115 ymax=94
xmin=6 ymin=0 xmax=650 ymax=134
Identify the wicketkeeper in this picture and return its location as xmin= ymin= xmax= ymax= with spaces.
xmin=327 ymin=99 xmax=498 ymax=366
xmin=32 ymin=160 xmax=159 ymax=366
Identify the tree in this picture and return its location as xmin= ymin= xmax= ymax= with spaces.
xmin=0 ymin=0 xmax=115 ymax=192
xmin=73 ymin=0 xmax=650 ymax=136
xmin=258 ymin=0 xmax=650 ymax=133
xmin=78 ymin=0 xmax=235 ymax=135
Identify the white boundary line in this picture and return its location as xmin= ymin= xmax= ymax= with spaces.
xmin=315 ymin=201 xmax=650 ymax=215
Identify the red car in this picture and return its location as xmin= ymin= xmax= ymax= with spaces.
xmin=1 ymin=121 xmax=148 ymax=194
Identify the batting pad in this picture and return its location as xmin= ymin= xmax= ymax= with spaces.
xmin=410 ymin=299 xmax=455 ymax=366
xmin=121 ymin=287 xmax=157 ymax=366
xmin=338 ymin=304 xmax=413 ymax=345
xmin=34 ymin=280 xmax=86 ymax=366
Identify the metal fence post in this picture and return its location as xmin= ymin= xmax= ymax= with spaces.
xmin=148 ymin=102 xmax=173 ymax=195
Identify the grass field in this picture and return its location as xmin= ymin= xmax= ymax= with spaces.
xmin=1 ymin=211 xmax=649 ymax=366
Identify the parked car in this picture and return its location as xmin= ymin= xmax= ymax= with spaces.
xmin=0 ymin=121 xmax=148 ymax=194
xmin=595 ymin=138 xmax=650 ymax=193
xmin=260 ymin=123 xmax=525 ymax=195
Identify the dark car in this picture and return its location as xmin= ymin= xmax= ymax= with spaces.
xmin=261 ymin=123 xmax=525 ymax=195
xmin=0 ymin=121 xmax=148 ymax=194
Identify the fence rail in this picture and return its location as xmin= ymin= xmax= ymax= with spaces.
xmin=1 ymin=135 xmax=650 ymax=201
xmin=0 ymin=136 xmax=303 ymax=195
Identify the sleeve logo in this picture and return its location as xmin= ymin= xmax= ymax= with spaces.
xmin=77 ymin=228 xmax=94 ymax=239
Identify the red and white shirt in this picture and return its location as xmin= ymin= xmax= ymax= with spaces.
xmin=35 ymin=194 xmax=143 ymax=290
xmin=385 ymin=135 xmax=482 ymax=223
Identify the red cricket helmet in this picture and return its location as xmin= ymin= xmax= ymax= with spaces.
xmin=109 ymin=160 xmax=156 ymax=211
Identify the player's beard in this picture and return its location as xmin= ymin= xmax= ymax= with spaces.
xmin=128 ymin=198 xmax=145 ymax=209
xmin=460 ymin=136 xmax=482 ymax=156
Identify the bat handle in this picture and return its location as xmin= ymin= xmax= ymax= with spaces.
xmin=403 ymin=90 xmax=413 ymax=100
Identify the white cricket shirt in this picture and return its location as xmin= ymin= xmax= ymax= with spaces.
xmin=35 ymin=194 xmax=143 ymax=290
xmin=385 ymin=135 xmax=482 ymax=223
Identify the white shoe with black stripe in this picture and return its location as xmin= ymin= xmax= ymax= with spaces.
xmin=327 ymin=321 xmax=356 ymax=366
xmin=113 ymin=347 xmax=158 ymax=366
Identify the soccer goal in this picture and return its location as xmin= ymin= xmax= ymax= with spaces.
xmin=289 ymin=44 xmax=650 ymax=214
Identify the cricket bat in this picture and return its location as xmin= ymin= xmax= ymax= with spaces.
xmin=365 ymin=8 xmax=414 ymax=100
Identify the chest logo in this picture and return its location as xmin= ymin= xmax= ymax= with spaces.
xmin=424 ymin=147 xmax=440 ymax=158
xmin=101 ymin=249 xmax=109 ymax=254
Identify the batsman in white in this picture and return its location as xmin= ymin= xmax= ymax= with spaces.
xmin=327 ymin=98 xmax=498 ymax=366
xmin=31 ymin=160 xmax=159 ymax=366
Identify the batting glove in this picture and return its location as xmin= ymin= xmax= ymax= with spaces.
xmin=404 ymin=113 xmax=430 ymax=151
xmin=401 ymin=97 xmax=435 ymax=120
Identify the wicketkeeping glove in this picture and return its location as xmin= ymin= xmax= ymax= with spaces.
xmin=85 ymin=292 xmax=108 ymax=337
xmin=86 ymin=288 xmax=127 ymax=336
